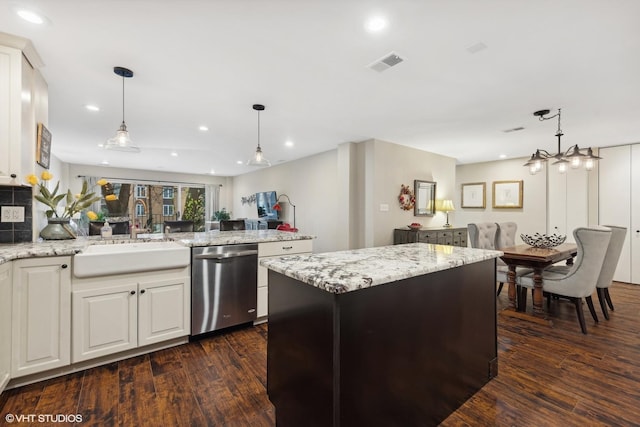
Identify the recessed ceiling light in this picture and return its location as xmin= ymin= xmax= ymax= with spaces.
xmin=100 ymin=160 xmax=109 ymax=165
xmin=199 ymin=125 xmax=209 ymax=131
xmin=236 ymin=160 xmax=244 ymax=165
xmin=285 ymin=140 xmax=294 ymax=147
xmin=365 ymin=16 xmax=387 ymax=32
xmin=16 ymin=9 xmax=44 ymax=24
xmin=85 ymin=104 xmax=100 ymax=112
xmin=97 ymin=143 xmax=104 ymax=148
xmin=209 ymin=169 xmax=215 ymax=175
xmin=171 ymin=151 xmax=178 ymax=157
xmin=499 ymin=154 xmax=507 ymax=159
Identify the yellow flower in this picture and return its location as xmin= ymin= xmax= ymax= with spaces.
xmin=75 ymin=193 xmax=81 ymax=199
xmin=26 ymin=174 xmax=38 ymax=186
xmin=86 ymin=211 xmax=98 ymax=221
xmin=41 ymin=171 xmax=53 ymax=181
xmin=105 ymin=194 xmax=117 ymax=201
xmin=97 ymin=179 xmax=108 ymax=186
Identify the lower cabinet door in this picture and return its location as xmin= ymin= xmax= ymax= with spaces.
xmin=138 ymin=277 xmax=190 ymax=346
xmin=12 ymin=257 xmax=71 ymax=378
xmin=72 ymin=284 xmax=137 ymax=363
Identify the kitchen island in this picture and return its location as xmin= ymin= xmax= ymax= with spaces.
xmin=261 ymin=243 xmax=502 ymax=427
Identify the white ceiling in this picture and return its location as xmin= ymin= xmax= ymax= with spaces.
xmin=2 ymin=0 xmax=639 ymax=177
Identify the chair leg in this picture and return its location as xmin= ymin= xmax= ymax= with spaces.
xmin=604 ymin=288 xmax=615 ymax=311
xmin=586 ymin=296 xmax=599 ymax=323
xmin=597 ymin=288 xmax=610 ymax=320
xmin=572 ymin=298 xmax=588 ymax=334
xmin=497 ymin=282 xmax=504 ymax=297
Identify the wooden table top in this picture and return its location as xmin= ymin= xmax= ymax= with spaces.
xmin=500 ymin=243 xmax=578 ymax=263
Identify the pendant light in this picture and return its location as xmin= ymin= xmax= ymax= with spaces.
xmin=105 ymin=66 xmax=140 ymax=153
xmin=247 ymin=104 xmax=271 ymax=167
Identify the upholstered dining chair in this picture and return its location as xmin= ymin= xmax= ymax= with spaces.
xmin=518 ymin=227 xmax=612 ymax=334
xmin=494 ymin=222 xmax=524 ymax=296
xmin=595 ymin=225 xmax=627 ymax=320
xmin=468 ymin=223 xmax=503 ymax=296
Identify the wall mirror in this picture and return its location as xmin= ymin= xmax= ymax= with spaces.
xmin=414 ymin=180 xmax=436 ymax=216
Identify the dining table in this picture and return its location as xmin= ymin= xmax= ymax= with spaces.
xmin=499 ymin=243 xmax=578 ymax=324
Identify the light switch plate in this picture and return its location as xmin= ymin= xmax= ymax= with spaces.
xmin=1 ymin=206 xmax=25 ymax=222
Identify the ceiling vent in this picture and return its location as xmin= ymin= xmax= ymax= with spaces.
xmin=368 ymin=52 xmax=405 ymax=72
xmin=503 ymin=126 xmax=525 ymax=133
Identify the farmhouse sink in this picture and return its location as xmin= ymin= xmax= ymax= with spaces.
xmin=73 ymin=241 xmax=190 ymax=278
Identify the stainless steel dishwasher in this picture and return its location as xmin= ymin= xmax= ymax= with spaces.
xmin=191 ymin=244 xmax=258 ymax=335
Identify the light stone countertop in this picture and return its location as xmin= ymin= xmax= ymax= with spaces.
xmin=0 ymin=230 xmax=315 ymax=265
xmin=260 ymin=243 xmax=503 ymax=294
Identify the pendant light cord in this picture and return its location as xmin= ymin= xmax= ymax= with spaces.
xmin=256 ymin=109 xmax=261 ymax=149
xmin=122 ymin=75 xmax=125 ymax=124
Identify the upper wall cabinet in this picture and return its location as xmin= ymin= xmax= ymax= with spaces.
xmin=0 ymin=34 xmax=46 ymax=185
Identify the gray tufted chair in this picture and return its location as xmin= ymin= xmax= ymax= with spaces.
xmin=494 ymin=222 xmax=527 ymax=296
xmin=468 ymin=223 xmax=504 ymax=296
xmin=468 ymin=222 xmax=498 ymax=250
xmin=518 ymin=227 xmax=612 ymax=334
xmin=595 ymin=225 xmax=627 ymax=319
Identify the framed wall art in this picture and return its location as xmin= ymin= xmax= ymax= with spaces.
xmin=492 ymin=180 xmax=523 ymax=209
xmin=36 ymin=123 xmax=52 ymax=169
xmin=461 ymin=182 xmax=486 ymax=208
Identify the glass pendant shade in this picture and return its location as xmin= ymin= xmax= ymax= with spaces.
xmin=105 ymin=121 xmax=140 ymax=152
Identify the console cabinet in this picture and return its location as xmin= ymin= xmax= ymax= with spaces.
xmin=394 ymin=227 xmax=468 ymax=247
xmin=11 ymin=256 xmax=71 ymax=378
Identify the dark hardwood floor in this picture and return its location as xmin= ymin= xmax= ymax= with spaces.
xmin=1 ymin=282 xmax=639 ymax=426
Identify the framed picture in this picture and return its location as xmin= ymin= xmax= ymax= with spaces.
xmin=36 ymin=123 xmax=52 ymax=169
xmin=461 ymin=182 xmax=486 ymax=208
xmin=492 ymin=180 xmax=523 ymax=208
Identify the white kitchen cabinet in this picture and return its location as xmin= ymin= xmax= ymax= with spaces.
xmin=599 ymin=144 xmax=639 ymax=284
xmin=257 ymin=240 xmax=313 ymax=318
xmin=11 ymin=257 xmax=71 ymax=378
xmin=0 ymin=262 xmax=12 ymax=393
xmin=138 ymin=277 xmax=190 ymax=346
xmin=72 ymin=283 xmax=138 ymax=362
xmin=547 ymin=166 xmax=588 ymax=242
xmin=0 ymin=34 xmax=44 ymax=185
xmin=72 ymin=272 xmax=190 ymax=363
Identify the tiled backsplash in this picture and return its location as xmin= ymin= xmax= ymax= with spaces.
xmin=0 ymin=186 xmax=33 ymax=244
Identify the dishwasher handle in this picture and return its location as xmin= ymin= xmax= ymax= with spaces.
xmin=194 ymin=249 xmax=258 ymax=260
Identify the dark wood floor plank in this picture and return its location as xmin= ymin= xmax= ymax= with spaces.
xmin=152 ymin=369 xmax=207 ymax=427
xmin=1 ymin=282 xmax=640 ymax=427
xmin=75 ymin=363 xmax=119 ymax=427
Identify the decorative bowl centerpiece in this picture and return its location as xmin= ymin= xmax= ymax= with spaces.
xmin=408 ymin=222 xmax=422 ymax=231
xmin=520 ymin=233 xmax=566 ymax=248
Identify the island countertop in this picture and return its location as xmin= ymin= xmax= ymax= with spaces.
xmin=0 ymin=229 xmax=315 ymax=265
xmin=260 ymin=243 xmax=502 ymax=293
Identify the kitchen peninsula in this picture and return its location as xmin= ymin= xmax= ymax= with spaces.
xmin=0 ymin=229 xmax=314 ymax=393
xmin=262 ymin=243 xmax=502 ymax=427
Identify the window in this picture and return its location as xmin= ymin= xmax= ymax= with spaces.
xmin=136 ymin=204 xmax=146 ymax=217
xmin=163 ymin=204 xmax=174 ymax=216
xmin=135 ymin=185 xmax=147 ymax=198
xmin=163 ymin=187 xmax=174 ymax=199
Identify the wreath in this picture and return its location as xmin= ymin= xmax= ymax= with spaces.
xmin=398 ymin=184 xmax=415 ymax=211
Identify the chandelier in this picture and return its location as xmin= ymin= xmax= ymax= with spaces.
xmin=524 ymin=108 xmax=601 ymax=175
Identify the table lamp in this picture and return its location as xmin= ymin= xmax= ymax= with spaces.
xmin=436 ymin=199 xmax=455 ymax=228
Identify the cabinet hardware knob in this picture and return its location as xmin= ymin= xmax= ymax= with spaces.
xmin=140 ymin=289 xmax=146 ymax=294
xmin=61 ymin=264 xmax=68 ymax=269
xmin=282 ymin=246 xmax=293 ymax=250
xmin=130 ymin=290 xmax=136 ymax=295
xmin=10 ymin=174 xmax=17 ymax=178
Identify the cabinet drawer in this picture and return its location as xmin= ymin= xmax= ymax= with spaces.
xmin=259 ymin=240 xmax=313 ymax=257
